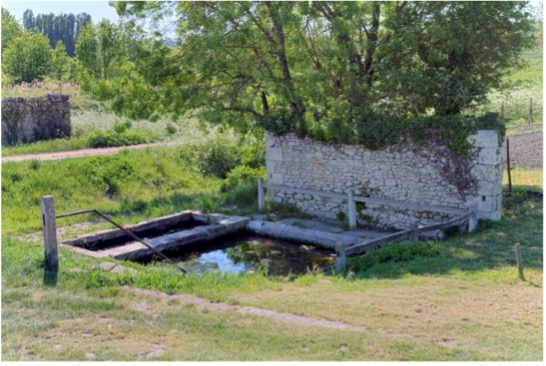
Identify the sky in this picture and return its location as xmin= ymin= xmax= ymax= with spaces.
xmin=2 ymin=0 xmax=120 ymax=24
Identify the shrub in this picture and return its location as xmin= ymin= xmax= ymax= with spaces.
xmin=85 ymin=129 xmax=159 ymax=148
xmin=193 ymin=134 xmax=241 ymax=178
xmin=221 ymin=165 xmax=265 ymax=192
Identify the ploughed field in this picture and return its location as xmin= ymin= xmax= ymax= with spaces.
xmin=506 ymin=125 xmax=543 ymax=169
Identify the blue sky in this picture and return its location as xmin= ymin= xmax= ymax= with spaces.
xmin=2 ymin=0 xmax=119 ymax=24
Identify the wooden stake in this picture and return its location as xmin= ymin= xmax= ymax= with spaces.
xmin=506 ymin=138 xmax=512 ymax=194
xmin=41 ymin=196 xmax=58 ymax=286
xmin=515 ymin=243 xmax=525 ymax=281
xmin=335 ymin=242 xmax=346 ymax=273
xmin=257 ymin=178 xmax=265 ymax=211
xmin=347 ymin=190 xmax=357 ymax=230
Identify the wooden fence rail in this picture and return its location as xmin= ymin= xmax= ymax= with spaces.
xmin=258 ymin=180 xmax=476 ymax=231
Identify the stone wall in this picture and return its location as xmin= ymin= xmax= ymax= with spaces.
xmin=1 ymin=94 xmax=71 ymax=146
xmin=266 ymin=130 xmax=503 ymax=230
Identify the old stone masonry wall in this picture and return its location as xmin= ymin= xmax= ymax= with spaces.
xmin=266 ymin=130 xmax=503 ymax=230
xmin=1 ymin=94 xmax=71 ymax=146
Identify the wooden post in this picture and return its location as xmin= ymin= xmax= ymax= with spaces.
xmin=257 ymin=178 xmax=265 ymax=211
xmin=468 ymin=208 xmax=478 ymax=233
xmin=506 ymin=138 xmax=512 ymax=194
xmin=515 ymin=243 xmax=525 ymax=281
xmin=41 ymin=196 xmax=58 ymax=286
xmin=347 ymin=190 xmax=357 ymax=230
xmin=335 ymin=242 xmax=346 ymax=273
xmin=409 ymin=223 xmax=419 ymax=241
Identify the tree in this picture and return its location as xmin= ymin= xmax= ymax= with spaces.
xmin=3 ymin=32 xmax=52 ymax=83
xmin=97 ymin=19 xmax=118 ymax=80
xmin=75 ymin=23 xmax=99 ymax=78
xmin=111 ymin=1 xmax=533 ymax=139
xmin=75 ymin=20 xmax=128 ymax=81
xmin=1 ymin=8 xmax=23 ymax=56
xmin=22 ymin=9 xmax=91 ymax=57
xmin=50 ymin=40 xmax=70 ymax=81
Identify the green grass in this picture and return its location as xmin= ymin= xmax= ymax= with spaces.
xmin=503 ymin=167 xmax=543 ymax=189
xmin=1 ymin=49 xmax=543 ymax=362
xmin=473 ymin=47 xmax=543 ymax=126
xmin=2 ymin=142 xmax=542 ymax=360
xmin=1 ymin=148 xmax=220 ymax=234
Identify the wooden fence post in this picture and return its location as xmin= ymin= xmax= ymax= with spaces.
xmin=465 ymin=202 xmax=479 ymax=233
xmin=515 ymin=243 xmax=525 ymax=281
xmin=257 ymin=178 xmax=265 ymax=211
xmin=41 ymin=195 xmax=58 ymax=286
xmin=335 ymin=242 xmax=346 ymax=273
xmin=347 ymin=190 xmax=357 ymax=230
xmin=506 ymin=138 xmax=512 ymax=194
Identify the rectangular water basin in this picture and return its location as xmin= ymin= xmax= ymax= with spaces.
xmin=137 ymin=233 xmax=335 ymax=276
xmin=61 ymin=211 xmax=337 ymax=276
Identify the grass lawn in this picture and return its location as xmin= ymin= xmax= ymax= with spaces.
xmin=1 ymin=144 xmax=542 ymax=361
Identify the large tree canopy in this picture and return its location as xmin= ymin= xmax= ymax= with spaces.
xmin=111 ymin=1 xmax=534 ymax=141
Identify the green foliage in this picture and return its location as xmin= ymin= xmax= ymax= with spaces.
xmin=335 ymin=211 xmax=347 ymax=223
xmin=1 ymin=7 xmax=23 ymax=55
xmin=1 ymin=147 xmax=224 ymax=234
xmin=22 ymin=9 xmax=91 ymax=57
xmin=112 ymin=1 xmax=532 ymax=150
xmin=85 ymin=128 xmax=160 ymax=148
xmin=50 ymin=40 xmax=70 ymax=81
xmin=3 ymin=31 xmax=52 ymax=83
xmin=180 ymin=131 xmax=265 ymax=179
xmin=193 ymin=134 xmax=241 ymax=179
xmin=221 ymin=165 xmax=265 ymax=192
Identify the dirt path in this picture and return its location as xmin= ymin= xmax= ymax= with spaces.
xmin=126 ymin=287 xmax=367 ymax=332
xmin=2 ymin=126 xmax=541 ymax=168
xmin=1 ymin=141 xmax=179 ymax=163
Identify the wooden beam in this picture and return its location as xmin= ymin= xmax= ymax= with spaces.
xmin=41 ymin=196 xmax=58 ymax=286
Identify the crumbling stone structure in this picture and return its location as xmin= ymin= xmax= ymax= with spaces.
xmin=1 ymin=94 xmax=71 ymax=146
xmin=265 ymin=130 xmax=503 ymax=230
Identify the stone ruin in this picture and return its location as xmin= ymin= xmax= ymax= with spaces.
xmin=265 ymin=130 xmax=504 ymax=231
xmin=1 ymin=94 xmax=71 ymax=146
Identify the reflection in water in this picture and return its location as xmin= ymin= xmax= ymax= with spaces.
xmin=174 ymin=236 xmax=335 ymax=276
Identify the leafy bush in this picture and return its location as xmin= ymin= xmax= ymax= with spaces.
xmin=82 ymin=157 xmax=136 ymax=196
xmin=85 ymin=128 xmax=159 ymax=148
xmin=196 ymin=142 xmax=240 ymax=178
xmin=221 ymin=165 xmax=265 ymax=192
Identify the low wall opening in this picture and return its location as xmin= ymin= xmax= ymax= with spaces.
xmin=1 ymin=94 xmax=71 ymax=146
xmin=265 ymin=130 xmax=503 ymax=231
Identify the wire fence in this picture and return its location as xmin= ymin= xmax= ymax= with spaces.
xmin=503 ymin=135 xmax=543 ymax=192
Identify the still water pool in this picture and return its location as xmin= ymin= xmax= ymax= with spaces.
xmin=159 ymin=235 xmax=335 ymax=276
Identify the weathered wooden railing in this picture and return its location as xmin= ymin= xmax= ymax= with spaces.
xmin=258 ymin=178 xmax=476 ymax=229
